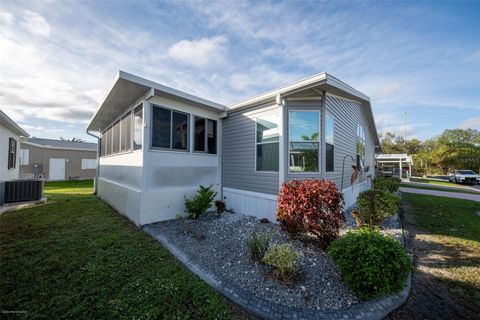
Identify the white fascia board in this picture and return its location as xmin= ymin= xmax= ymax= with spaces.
xmin=22 ymin=141 xmax=97 ymax=152
xmin=0 ymin=110 xmax=29 ymax=137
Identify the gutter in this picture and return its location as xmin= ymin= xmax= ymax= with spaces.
xmin=86 ymin=130 xmax=101 ymax=195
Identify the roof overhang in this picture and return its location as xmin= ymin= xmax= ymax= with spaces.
xmin=86 ymin=71 xmax=226 ymax=133
xmin=22 ymin=140 xmax=96 ymax=152
xmin=0 ymin=110 xmax=29 ymax=137
xmin=227 ymin=72 xmax=380 ymax=146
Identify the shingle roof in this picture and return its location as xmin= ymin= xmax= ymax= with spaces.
xmin=25 ymin=137 xmax=97 ymax=151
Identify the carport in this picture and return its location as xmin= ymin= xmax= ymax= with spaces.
xmin=375 ymin=153 xmax=413 ymax=180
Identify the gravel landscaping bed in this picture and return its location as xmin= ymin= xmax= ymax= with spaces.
xmin=146 ymin=209 xmax=404 ymax=311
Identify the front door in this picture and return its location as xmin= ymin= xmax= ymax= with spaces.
xmin=49 ymin=158 xmax=65 ymax=180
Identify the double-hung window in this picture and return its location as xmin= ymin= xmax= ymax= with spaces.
xmin=325 ymin=114 xmax=334 ymax=172
xmin=288 ymin=111 xmax=320 ymax=173
xmin=256 ymin=113 xmax=279 ymax=172
xmin=194 ymin=116 xmax=217 ymax=154
xmin=8 ymin=137 xmax=17 ymax=169
xmin=152 ymin=105 xmax=189 ymax=151
xmin=356 ymin=124 xmax=366 ymax=170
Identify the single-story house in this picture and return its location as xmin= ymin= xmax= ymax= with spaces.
xmin=1 ymin=109 xmax=29 ymax=182
xmin=87 ymin=71 xmax=380 ymax=226
xmin=20 ymin=138 xmax=97 ymax=181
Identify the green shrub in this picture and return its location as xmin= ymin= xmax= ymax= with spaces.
xmin=246 ymin=232 xmax=272 ymax=261
xmin=214 ymin=200 xmax=226 ymax=216
xmin=355 ymin=189 xmax=400 ymax=228
xmin=184 ymin=185 xmax=217 ymax=219
xmin=373 ymin=176 xmax=401 ymax=193
xmin=329 ymin=228 xmax=411 ymax=300
xmin=263 ymin=244 xmax=299 ymax=282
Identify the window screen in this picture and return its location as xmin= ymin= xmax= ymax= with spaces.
xmin=194 ymin=117 xmax=205 ymax=152
xmin=133 ymin=105 xmax=143 ymax=150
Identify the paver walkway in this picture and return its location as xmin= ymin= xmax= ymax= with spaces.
xmin=400 ymin=187 xmax=480 ymax=202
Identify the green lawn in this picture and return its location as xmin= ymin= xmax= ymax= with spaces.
xmin=0 ymin=180 xmax=232 ymax=319
xmin=400 ymin=183 xmax=480 ymax=195
xmin=401 ymin=193 xmax=480 ymax=308
xmin=409 ymin=177 xmax=473 ymax=188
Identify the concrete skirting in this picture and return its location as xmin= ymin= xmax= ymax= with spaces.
xmin=0 ymin=197 xmax=47 ymax=215
xmin=143 ymin=224 xmax=412 ymax=320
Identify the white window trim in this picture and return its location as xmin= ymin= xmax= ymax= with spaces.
xmin=255 ymin=113 xmax=280 ymax=173
xmin=288 ymin=110 xmax=321 ymax=174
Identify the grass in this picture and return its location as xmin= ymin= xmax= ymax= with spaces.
xmin=401 ymin=193 xmax=480 ymax=308
xmin=400 ymin=183 xmax=480 ymax=195
xmin=409 ymin=177 xmax=474 ymax=188
xmin=0 ymin=180 xmax=232 ymax=319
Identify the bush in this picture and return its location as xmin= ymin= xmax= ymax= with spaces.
xmin=263 ymin=244 xmax=299 ymax=282
xmin=329 ymin=228 xmax=411 ymax=300
xmin=246 ymin=232 xmax=272 ymax=261
xmin=214 ymin=200 xmax=225 ymax=216
xmin=373 ymin=176 xmax=401 ymax=193
xmin=184 ymin=185 xmax=217 ymax=219
xmin=355 ymin=189 xmax=400 ymax=228
xmin=276 ymin=179 xmax=344 ymax=246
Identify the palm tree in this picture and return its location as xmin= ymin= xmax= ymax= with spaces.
xmin=60 ymin=137 xmax=85 ymax=142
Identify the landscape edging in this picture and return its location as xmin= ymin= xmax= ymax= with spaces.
xmin=143 ymin=224 xmax=412 ymax=320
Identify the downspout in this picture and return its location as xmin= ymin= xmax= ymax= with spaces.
xmin=86 ymin=129 xmax=101 ymax=195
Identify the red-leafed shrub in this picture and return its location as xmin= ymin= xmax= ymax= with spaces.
xmin=276 ymin=179 xmax=344 ymax=246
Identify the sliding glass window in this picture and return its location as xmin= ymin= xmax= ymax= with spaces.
xmin=288 ymin=111 xmax=320 ymax=173
xmin=256 ymin=114 xmax=279 ymax=171
xmin=325 ymin=114 xmax=334 ymax=172
xmin=194 ymin=116 xmax=217 ymax=154
xmin=152 ymin=105 xmax=189 ymax=151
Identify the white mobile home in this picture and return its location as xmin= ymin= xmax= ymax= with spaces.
xmin=1 ymin=109 xmax=29 ymax=182
xmin=87 ymin=71 xmax=380 ymax=226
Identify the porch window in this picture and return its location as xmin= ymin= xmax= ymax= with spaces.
xmin=194 ymin=116 xmax=217 ymax=154
xmin=120 ymin=112 xmax=132 ymax=152
xmin=112 ymin=120 xmax=120 ymax=154
xmin=325 ymin=114 xmax=334 ymax=172
xmin=356 ymin=124 xmax=366 ymax=169
xmin=256 ymin=114 xmax=279 ymax=172
xmin=288 ymin=111 xmax=320 ymax=172
xmin=152 ymin=105 xmax=189 ymax=151
xmin=133 ymin=105 xmax=143 ymax=150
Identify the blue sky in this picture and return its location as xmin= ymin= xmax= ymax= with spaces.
xmin=0 ymin=1 xmax=479 ymax=142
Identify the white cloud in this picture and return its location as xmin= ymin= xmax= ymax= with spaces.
xmin=167 ymin=36 xmax=228 ymax=67
xmin=21 ymin=11 xmax=50 ymax=36
xmin=0 ymin=11 xmax=14 ymax=25
xmin=459 ymin=117 xmax=480 ymax=129
xmin=374 ymin=83 xmax=401 ymax=98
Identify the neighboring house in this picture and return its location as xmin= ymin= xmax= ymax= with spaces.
xmin=19 ymin=138 xmax=97 ymax=181
xmin=86 ymin=71 xmax=380 ymax=226
xmin=375 ymin=154 xmax=413 ymax=180
xmin=1 ymin=109 xmax=29 ymax=182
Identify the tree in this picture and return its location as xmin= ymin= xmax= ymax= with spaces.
xmin=60 ymin=137 xmax=85 ymax=142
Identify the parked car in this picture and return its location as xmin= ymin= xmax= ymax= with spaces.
xmin=448 ymin=170 xmax=480 ymax=184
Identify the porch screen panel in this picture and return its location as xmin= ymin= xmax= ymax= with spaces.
xmin=256 ymin=114 xmax=279 ymax=171
xmin=172 ymin=111 xmax=189 ymax=150
xmin=120 ymin=112 xmax=132 ymax=152
xmin=207 ymin=119 xmax=217 ymax=154
xmin=288 ymin=111 xmax=320 ymax=172
xmin=152 ymin=106 xmax=171 ymax=148
xmin=112 ymin=120 xmax=120 ymax=154
xmin=194 ymin=117 xmax=205 ymax=152
xmin=133 ymin=105 xmax=143 ymax=150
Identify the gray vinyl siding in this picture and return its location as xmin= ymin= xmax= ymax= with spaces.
xmin=222 ymin=104 xmax=280 ymax=195
xmin=324 ymin=95 xmax=375 ymax=190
